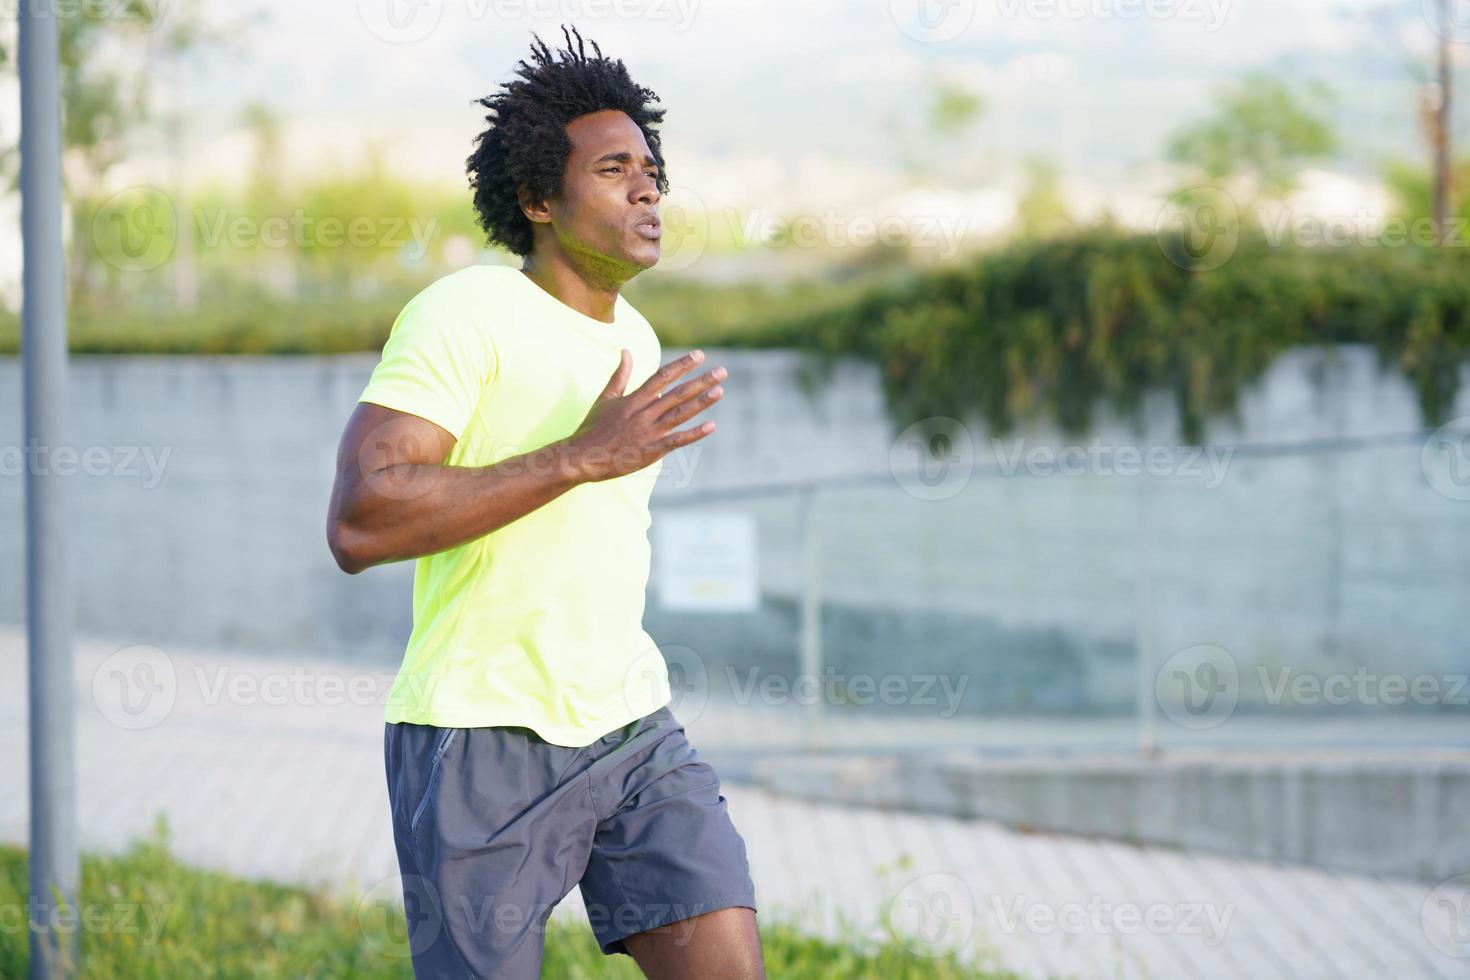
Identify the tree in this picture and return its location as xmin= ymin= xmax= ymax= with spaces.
xmin=1 ymin=2 xmax=249 ymax=302
xmin=1370 ymin=0 xmax=1460 ymax=244
xmin=1015 ymin=157 xmax=1071 ymax=239
xmin=1166 ymin=72 xmax=1338 ymax=197
xmin=887 ymin=69 xmax=988 ymax=186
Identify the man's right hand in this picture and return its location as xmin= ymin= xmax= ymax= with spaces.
xmin=561 ymin=348 xmax=726 ymax=483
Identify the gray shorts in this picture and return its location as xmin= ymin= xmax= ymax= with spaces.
xmin=383 ymin=703 xmax=758 ymax=978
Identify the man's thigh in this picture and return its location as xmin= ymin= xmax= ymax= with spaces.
xmin=622 ymin=905 xmax=765 ymax=980
xmin=577 ymin=705 xmax=760 ymax=961
xmin=384 ymin=721 xmax=602 ymax=979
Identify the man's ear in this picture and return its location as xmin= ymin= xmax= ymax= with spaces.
xmin=517 ymin=185 xmax=552 ymax=225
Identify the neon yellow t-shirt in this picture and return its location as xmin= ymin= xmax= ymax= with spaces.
xmin=357 ymin=263 xmax=672 ymax=746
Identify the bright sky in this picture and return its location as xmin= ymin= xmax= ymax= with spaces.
xmin=118 ymin=0 xmax=1458 ymax=199
xmin=0 ymin=0 xmax=1462 ymax=301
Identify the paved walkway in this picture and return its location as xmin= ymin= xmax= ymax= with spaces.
xmin=3 ymin=629 xmax=1467 ymax=978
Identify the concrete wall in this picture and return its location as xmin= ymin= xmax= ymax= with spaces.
xmin=1 ymin=345 xmax=1467 ymax=720
xmin=752 ymin=750 xmax=1470 ymax=881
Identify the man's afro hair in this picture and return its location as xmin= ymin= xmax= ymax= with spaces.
xmin=466 ymin=24 xmax=670 ymax=257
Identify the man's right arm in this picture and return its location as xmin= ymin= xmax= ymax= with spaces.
xmin=326 ymin=348 xmax=725 ymax=575
xmin=325 ymin=401 xmax=584 ymax=574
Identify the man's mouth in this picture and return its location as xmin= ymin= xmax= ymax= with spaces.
xmin=634 ymin=216 xmax=662 ymax=240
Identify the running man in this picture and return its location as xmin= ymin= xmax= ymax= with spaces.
xmin=325 ymin=25 xmax=764 ymax=979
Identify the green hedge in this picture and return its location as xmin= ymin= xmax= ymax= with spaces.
xmin=740 ymin=231 xmax=1470 ymax=443
xmin=3 ymin=233 xmax=1467 ymax=444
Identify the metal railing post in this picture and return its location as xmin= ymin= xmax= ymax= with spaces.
xmin=20 ymin=3 xmax=80 ymax=977
xmin=798 ymin=484 xmax=824 ymax=751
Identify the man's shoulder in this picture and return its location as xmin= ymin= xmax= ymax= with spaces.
xmin=407 ymin=263 xmax=518 ymax=306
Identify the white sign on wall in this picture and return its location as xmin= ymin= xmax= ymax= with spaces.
xmin=654 ymin=511 xmax=759 ymax=612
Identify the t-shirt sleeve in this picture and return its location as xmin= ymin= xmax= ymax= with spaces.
xmin=356 ymin=283 xmax=499 ymax=442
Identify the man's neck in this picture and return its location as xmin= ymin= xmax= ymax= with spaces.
xmin=519 ymin=255 xmax=621 ymax=324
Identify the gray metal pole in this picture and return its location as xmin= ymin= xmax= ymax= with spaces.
xmin=798 ymin=485 xmax=824 ymax=750
xmin=20 ymin=5 xmax=80 ymax=978
xmin=1134 ymin=472 xmax=1158 ymax=757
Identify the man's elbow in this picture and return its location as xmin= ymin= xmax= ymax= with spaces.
xmin=327 ymin=519 xmax=371 ymax=575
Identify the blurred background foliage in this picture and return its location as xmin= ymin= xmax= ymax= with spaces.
xmin=0 ymin=3 xmax=1465 ymax=448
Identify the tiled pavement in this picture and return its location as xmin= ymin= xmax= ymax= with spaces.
xmin=3 ymin=628 xmax=1468 ymax=979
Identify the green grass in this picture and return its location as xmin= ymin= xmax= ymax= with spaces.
xmin=0 ymin=816 xmax=1025 ymax=979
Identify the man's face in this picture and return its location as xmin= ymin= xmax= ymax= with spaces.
xmin=534 ymin=109 xmax=663 ymax=278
